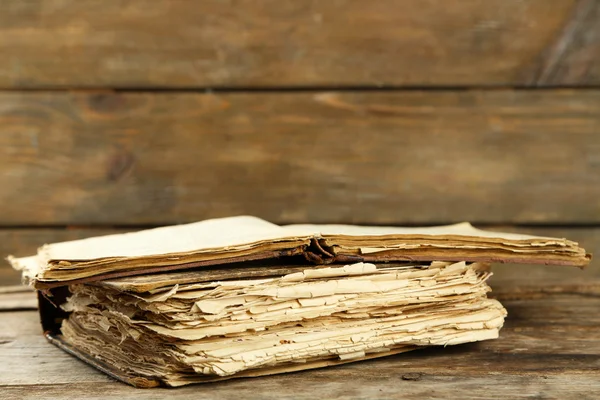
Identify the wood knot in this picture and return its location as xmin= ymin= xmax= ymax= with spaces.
xmin=401 ymin=372 xmax=423 ymax=381
xmin=88 ymin=93 xmax=125 ymax=114
xmin=107 ymin=148 xmax=135 ymax=181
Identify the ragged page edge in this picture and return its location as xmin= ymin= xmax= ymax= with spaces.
xmin=283 ymin=222 xmax=562 ymax=242
xmin=40 ymin=216 xmax=309 ymax=261
xmin=6 ymin=218 xmax=591 ymax=287
xmin=6 ymin=255 xmax=45 ymax=285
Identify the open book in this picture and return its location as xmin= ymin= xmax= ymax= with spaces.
xmin=9 ymin=216 xmax=589 ymax=289
xmin=8 ymin=216 xmax=590 ymax=387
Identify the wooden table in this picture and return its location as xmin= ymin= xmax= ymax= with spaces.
xmin=1 ymin=264 xmax=599 ymax=400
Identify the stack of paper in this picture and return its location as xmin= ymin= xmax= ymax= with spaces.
xmin=8 ymin=216 xmax=589 ymax=387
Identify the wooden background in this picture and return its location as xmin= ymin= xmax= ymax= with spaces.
xmin=0 ymin=1 xmax=599 ymax=398
xmin=1 ymin=0 xmax=599 ymax=279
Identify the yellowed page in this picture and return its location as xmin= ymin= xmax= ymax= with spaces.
xmin=283 ymin=222 xmax=556 ymax=241
xmin=42 ymin=216 xmax=299 ymax=261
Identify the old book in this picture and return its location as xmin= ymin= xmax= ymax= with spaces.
xmin=9 ymin=216 xmax=589 ymax=289
xmin=8 ymin=216 xmax=590 ymax=387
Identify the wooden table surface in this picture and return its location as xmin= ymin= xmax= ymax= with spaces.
xmin=1 ymin=263 xmax=599 ymax=400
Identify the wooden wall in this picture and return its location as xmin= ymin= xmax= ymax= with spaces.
xmin=1 ymin=0 xmax=599 ymax=285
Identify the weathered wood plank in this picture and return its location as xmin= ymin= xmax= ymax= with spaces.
xmin=1 ymin=90 xmax=599 ymax=226
xmin=0 ymin=0 xmax=593 ymax=88
xmin=4 ymin=376 xmax=600 ymax=400
xmin=2 ymin=294 xmax=599 ymax=399
xmin=0 ymin=311 xmax=114 ymax=386
xmin=0 ymin=287 xmax=37 ymax=310
xmin=534 ymin=0 xmax=600 ymax=85
xmin=0 ymin=269 xmax=20 ymax=288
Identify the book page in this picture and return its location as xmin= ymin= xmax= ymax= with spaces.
xmin=283 ymin=222 xmax=557 ymax=241
xmin=41 ymin=216 xmax=305 ymax=261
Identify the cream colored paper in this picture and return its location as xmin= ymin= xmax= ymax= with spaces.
xmin=45 ymin=216 xmax=299 ymax=260
xmin=60 ymin=261 xmax=506 ymax=386
xmin=284 ymin=221 xmax=549 ymax=241
xmin=8 ymin=216 xmax=589 ymax=287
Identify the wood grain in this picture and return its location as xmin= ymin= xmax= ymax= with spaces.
xmin=534 ymin=0 xmax=600 ymax=85
xmin=2 ymin=293 xmax=599 ymax=399
xmin=0 ymin=287 xmax=36 ymax=310
xmin=1 ymin=0 xmax=594 ymax=88
xmin=1 ymin=90 xmax=599 ymax=226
